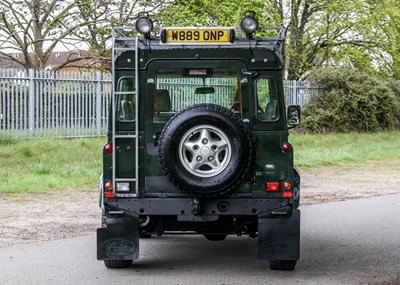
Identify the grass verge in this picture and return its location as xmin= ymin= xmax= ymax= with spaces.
xmin=1 ymin=131 xmax=399 ymax=193
xmin=290 ymin=131 xmax=400 ymax=167
xmin=0 ymin=137 xmax=104 ymax=193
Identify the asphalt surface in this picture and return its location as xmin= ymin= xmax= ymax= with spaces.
xmin=1 ymin=194 xmax=400 ymax=285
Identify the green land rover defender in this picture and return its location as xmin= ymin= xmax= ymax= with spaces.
xmin=97 ymin=12 xmax=301 ymax=271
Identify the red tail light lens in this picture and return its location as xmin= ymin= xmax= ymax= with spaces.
xmin=104 ymin=144 xmax=113 ymax=153
xmin=282 ymin=143 xmax=292 ymax=153
xmin=104 ymin=191 xmax=114 ymax=198
xmin=104 ymin=181 xmax=113 ymax=198
xmin=266 ymin=182 xmax=280 ymax=192
xmin=283 ymin=192 xmax=293 ymax=198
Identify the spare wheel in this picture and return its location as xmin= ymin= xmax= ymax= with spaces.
xmin=158 ymin=104 xmax=253 ymax=197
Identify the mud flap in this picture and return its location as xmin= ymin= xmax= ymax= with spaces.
xmin=97 ymin=215 xmax=139 ymax=261
xmin=258 ymin=209 xmax=300 ymax=260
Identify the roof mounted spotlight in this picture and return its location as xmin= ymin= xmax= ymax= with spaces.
xmin=240 ymin=11 xmax=258 ymax=39
xmin=135 ymin=14 xmax=153 ymax=38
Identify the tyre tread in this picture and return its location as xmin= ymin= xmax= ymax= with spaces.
xmin=270 ymin=260 xmax=297 ymax=271
xmin=104 ymin=260 xmax=133 ymax=268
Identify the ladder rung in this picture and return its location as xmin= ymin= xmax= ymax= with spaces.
xmin=115 ymin=135 xmax=137 ymax=138
xmin=115 ymin=91 xmax=135 ymax=95
xmin=115 ymin=178 xmax=137 ymax=182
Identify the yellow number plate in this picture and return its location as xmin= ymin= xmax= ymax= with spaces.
xmin=163 ymin=28 xmax=232 ymax=44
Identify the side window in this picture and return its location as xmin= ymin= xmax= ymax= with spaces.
xmin=116 ymin=78 xmax=135 ymax=121
xmin=257 ymin=78 xmax=279 ymax=121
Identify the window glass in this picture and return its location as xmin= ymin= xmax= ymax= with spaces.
xmin=116 ymin=78 xmax=135 ymax=121
xmin=257 ymin=78 xmax=279 ymax=121
xmin=154 ymin=68 xmax=240 ymax=121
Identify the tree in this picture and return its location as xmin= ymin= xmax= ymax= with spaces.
xmin=159 ymin=0 xmax=278 ymax=27
xmin=0 ymin=0 xmax=169 ymax=71
xmin=71 ymin=0 xmax=170 ymax=71
xmin=160 ymin=0 xmax=387 ymax=79
xmin=279 ymin=0 xmax=383 ymax=79
xmin=363 ymin=0 xmax=400 ymax=79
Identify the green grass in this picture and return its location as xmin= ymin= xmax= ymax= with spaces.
xmin=0 ymin=137 xmax=105 ymax=193
xmin=290 ymin=131 xmax=400 ymax=167
xmin=1 ymin=131 xmax=399 ymax=193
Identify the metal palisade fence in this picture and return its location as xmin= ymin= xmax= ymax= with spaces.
xmin=0 ymin=69 xmax=323 ymax=139
xmin=284 ymin=80 xmax=324 ymax=107
xmin=0 ymin=69 xmax=111 ymax=138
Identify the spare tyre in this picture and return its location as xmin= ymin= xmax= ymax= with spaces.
xmin=159 ymin=104 xmax=253 ymax=197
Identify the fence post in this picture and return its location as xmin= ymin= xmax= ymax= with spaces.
xmin=28 ymin=69 xmax=35 ymax=138
xmin=96 ymin=71 xmax=102 ymax=137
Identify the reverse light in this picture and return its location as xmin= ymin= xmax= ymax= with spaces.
xmin=266 ymin=182 xmax=280 ymax=192
xmin=282 ymin=143 xmax=292 ymax=153
xmin=116 ymin=182 xmax=130 ymax=192
xmin=104 ymin=143 xmax=112 ymax=153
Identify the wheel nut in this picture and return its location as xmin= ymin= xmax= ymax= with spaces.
xmin=202 ymin=138 xmax=208 ymax=144
xmin=196 ymin=156 xmax=202 ymax=162
xmin=208 ymin=156 xmax=214 ymax=162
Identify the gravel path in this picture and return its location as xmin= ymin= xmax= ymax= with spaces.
xmin=1 ymin=160 xmax=399 ymax=248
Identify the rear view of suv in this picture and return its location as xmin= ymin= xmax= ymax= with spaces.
xmin=97 ymin=11 xmax=301 ymax=271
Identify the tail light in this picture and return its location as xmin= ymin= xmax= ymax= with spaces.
xmin=104 ymin=191 xmax=114 ymax=198
xmin=266 ymin=182 xmax=280 ymax=192
xmin=282 ymin=143 xmax=292 ymax=153
xmin=104 ymin=181 xmax=114 ymax=198
xmin=104 ymin=143 xmax=113 ymax=153
xmin=283 ymin=192 xmax=293 ymax=198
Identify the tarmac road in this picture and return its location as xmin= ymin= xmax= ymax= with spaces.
xmin=1 ymin=194 xmax=400 ymax=285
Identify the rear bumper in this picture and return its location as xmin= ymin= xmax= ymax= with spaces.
xmin=104 ymin=197 xmax=291 ymax=221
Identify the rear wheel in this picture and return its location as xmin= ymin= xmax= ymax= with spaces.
xmin=104 ymin=260 xmax=133 ymax=268
xmin=270 ymin=260 xmax=297 ymax=271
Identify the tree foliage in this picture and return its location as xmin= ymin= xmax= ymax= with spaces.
xmin=159 ymin=0 xmax=278 ymax=27
xmin=301 ymin=67 xmax=400 ymax=133
xmin=0 ymin=0 xmax=400 ymax=79
xmin=0 ymin=0 xmax=169 ymax=70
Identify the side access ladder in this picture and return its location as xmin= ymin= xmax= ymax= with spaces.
xmin=111 ymin=27 xmax=140 ymax=197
